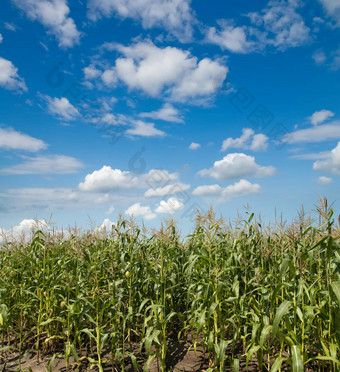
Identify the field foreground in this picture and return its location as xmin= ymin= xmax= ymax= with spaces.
xmin=1 ymin=201 xmax=340 ymax=371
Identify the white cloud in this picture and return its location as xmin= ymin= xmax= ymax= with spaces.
xmin=46 ymin=96 xmax=80 ymax=121
xmin=0 ymin=127 xmax=47 ymax=152
xmin=4 ymin=23 xmax=16 ymax=31
xmin=170 ymin=58 xmax=228 ymax=102
xmin=99 ymin=218 xmax=115 ymax=231
xmin=101 ymin=68 xmax=117 ymax=87
xmin=247 ymin=0 xmax=310 ymax=50
xmin=103 ymin=41 xmax=228 ymax=102
xmin=125 ymin=120 xmax=166 ymax=137
xmin=192 ymin=179 xmax=260 ymax=199
xmin=189 ymin=142 xmax=201 ymax=150
xmin=192 ymin=184 xmax=222 ymax=196
xmin=221 ymin=179 xmax=261 ymax=199
xmin=12 ymin=0 xmax=80 ymax=48
xmin=199 ymin=153 xmax=276 ymax=180
xmin=251 ymin=134 xmax=269 ymax=151
xmin=79 ymin=166 xmax=138 ymax=192
xmin=312 ymin=50 xmax=327 ymax=65
xmin=315 ymin=176 xmax=333 ymax=184
xmin=283 ymin=121 xmax=340 ymax=143
xmin=0 ymin=155 xmax=83 ymax=175
xmin=0 ymin=34 xmax=3 ymax=43
xmin=313 ymin=142 xmax=340 ymax=175
xmin=144 ymin=183 xmax=190 ymax=197
xmin=125 ymin=202 xmax=156 ymax=220
xmin=1 ymin=219 xmax=49 ymax=242
xmin=155 ymin=197 xmax=184 ymax=214
xmin=221 ymin=128 xmax=269 ymax=152
xmin=1 ymin=187 xmax=115 ymax=212
xmin=318 ymin=0 xmax=340 ymax=25
xmin=83 ymin=65 xmax=101 ymax=80
xmin=79 ymin=166 xmax=179 ymax=192
xmin=139 ymin=103 xmax=184 ymax=123
xmin=206 ymin=21 xmax=254 ymax=53
xmin=309 ymin=109 xmax=334 ymax=126
xmin=0 ymin=57 xmax=27 ymax=92
xmin=87 ymin=0 xmax=194 ymax=42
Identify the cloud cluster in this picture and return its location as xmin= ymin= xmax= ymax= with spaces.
xmin=125 ymin=203 xmax=156 ymax=220
xmin=193 ymin=179 xmax=260 ymax=199
xmin=221 ymin=128 xmax=268 ymax=151
xmin=125 ymin=196 xmax=184 ymax=220
xmin=283 ymin=120 xmax=340 ymax=143
xmin=313 ymin=142 xmax=340 ymax=175
xmin=315 ymin=176 xmax=333 ymax=184
xmin=206 ymin=0 xmax=310 ymax=53
xmin=99 ymin=41 xmax=228 ymax=102
xmin=87 ymin=0 xmax=195 ymax=41
xmin=144 ymin=183 xmax=190 ymax=197
xmin=125 ymin=120 xmax=166 ymax=137
xmin=12 ymin=0 xmax=80 ymax=47
xmin=0 ymin=57 xmax=27 ymax=92
xmin=0 ymin=155 xmax=83 ymax=175
xmin=79 ymin=166 xmax=179 ymax=192
xmin=318 ymin=0 xmax=340 ymax=26
xmin=199 ymin=153 xmax=276 ymax=180
xmin=46 ymin=96 xmax=80 ymax=121
xmin=309 ymin=109 xmax=334 ymax=126
xmin=139 ymin=104 xmax=184 ymax=123
xmin=0 ymin=219 xmax=49 ymax=242
xmin=0 ymin=127 xmax=47 ymax=152
xmin=189 ymin=142 xmax=201 ymax=150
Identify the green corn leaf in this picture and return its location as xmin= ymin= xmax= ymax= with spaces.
xmin=273 ymin=301 xmax=291 ymax=338
xmin=291 ymin=345 xmax=303 ymax=372
xmin=271 ymin=357 xmax=287 ymax=372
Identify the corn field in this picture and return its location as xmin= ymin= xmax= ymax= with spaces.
xmin=1 ymin=199 xmax=340 ymax=371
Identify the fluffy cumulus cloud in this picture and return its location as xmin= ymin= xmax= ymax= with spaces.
xmin=192 ymin=184 xmax=222 ymax=196
xmin=1 ymin=219 xmax=49 ymax=242
xmin=199 ymin=153 xmax=276 ymax=180
xmin=0 ymin=155 xmax=83 ymax=175
xmin=0 ymin=127 xmax=47 ymax=152
xmin=144 ymin=183 xmax=190 ymax=197
xmin=221 ymin=128 xmax=268 ymax=151
xmin=206 ymin=21 xmax=254 ymax=53
xmin=315 ymin=176 xmax=333 ymax=184
xmin=102 ymin=41 xmax=228 ymax=102
xmin=312 ymin=50 xmax=327 ymax=66
xmin=125 ymin=120 xmax=166 ymax=137
xmin=98 ymin=218 xmax=115 ymax=231
xmin=189 ymin=142 xmax=201 ymax=150
xmin=318 ymin=0 xmax=340 ymax=25
xmin=139 ymin=104 xmax=184 ymax=123
xmin=313 ymin=142 xmax=340 ymax=175
xmin=87 ymin=0 xmax=194 ymax=41
xmin=206 ymin=0 xmax=310 ymax=53
xmin=221 ymin=179 xmax=261 ymax=198
xmin=283 ymin=121 xmax=340 ymax=143
xmin=12 ymin=0 xmax=80 ymax=47
xmin=247 ymin=0 xmax=310 ymax=50
xmin=155 ymin=197 xmax=184 ymax=214
xmin=192 ymin=179 xmax=260 ymax=199
xmin=0 ymin=57 xmax=27 ymax=92
xmin=79 ymin=166 xmax=179 ymax=192
xmin=125 ymin=203 xmax=156 ymax=220
xmin=46 ymin=96 xmax=80 ymax=121
xmin=309 ymin=109 xmax=334 ymax=126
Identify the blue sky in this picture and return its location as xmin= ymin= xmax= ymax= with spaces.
xmin=0 ymin=0 xmax=340 ymax=237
